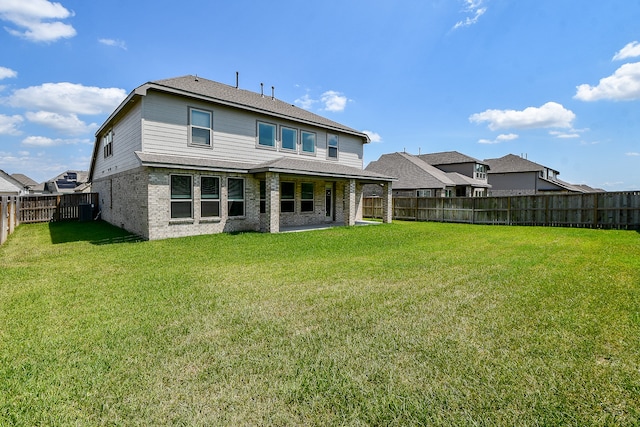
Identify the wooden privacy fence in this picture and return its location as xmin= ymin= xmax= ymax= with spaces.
xmin=19 ymin=193 xmax=99 ymax=223
xmin=363 ymin=191 xmax=640 ymax=230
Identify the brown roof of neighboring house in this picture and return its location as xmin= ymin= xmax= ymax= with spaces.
xmin=11 ymin=173 xmax=38 ymax=187
xmin=484 ymin=154 xmax=555 ymax=174
xmin=418 ymin=150 xmax=487 ymax=166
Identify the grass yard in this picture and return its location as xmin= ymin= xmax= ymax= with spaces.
xmin=1 ymin=220 xmax=639 ymax=426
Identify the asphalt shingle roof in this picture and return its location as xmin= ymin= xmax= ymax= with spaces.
xmin=150 ymin=75 xmax=368 ymax=140
xmin=484 ymin=154 xmax=550 ymax=174
xmin=418 ymin=151 xmax=485 ymax=166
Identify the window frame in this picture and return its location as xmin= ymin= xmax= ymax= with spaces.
xmin=227 ymin=177 xmax=245 ymax=217
xmin=257 ymin=121 xmax=277 ymax=149
xmin=188 ymin=107 xmax=213 ymax=147
xmin=280 ymin=181 xmax=295 ymax=213
xmin=301 ymin=130 xmax=316 ymax=155
xmin=280 ymin=126 xmax=298 ymax=152
xmin=327 ymin=133 xmax=339 ymax=159
xmin=200 ymin=176 xmax=220 ymax=218
xmin=301 ymin=182 xmax=314 ymax=212
xmin=170 ymin=174 xmax=193 ymax=219
xmin=103 ymin=129 xmax=113 ymax=158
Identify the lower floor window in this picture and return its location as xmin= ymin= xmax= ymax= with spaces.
xmin=301 ymin=182 xmax=314 ymax=212
xmin=171 ymin=174 xmax=192 ymax=218
xmin=201 ymin=176 xmax=220 ymax=217
xmin=259 ymin=180 xmax=266 ymax=213
xmin=228 ymin=177 xmax=245 ymax=217
xmin=281 ymin=181 xmax=295 ymax=213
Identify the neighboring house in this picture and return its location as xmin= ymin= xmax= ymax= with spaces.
xmin=0 ymin=170 xmax=28 ymax=196
xmin=418 ymin=151 xmax=491 ymax=197
xmin=364 ymin=152 xmax=490 ymax=198
xmin=484 ymin=154 xmax=602 ymax=196
xmin=88 ymin=75 xmax=393 ymax=240
xmin=11 ymin=173 xmax=38 ymax=194
xmin=41 ymin=171 xmax=90 ymax=194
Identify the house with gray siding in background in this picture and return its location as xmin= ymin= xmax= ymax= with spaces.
xmin=88 ymin=75 xmax=393 ymax=240
xmin=484 ymin=154 xmax=602 ymax=196
xmin=364 ymin=151 xmax=490 ymax=198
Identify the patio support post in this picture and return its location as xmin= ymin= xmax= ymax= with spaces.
xmin=345 ymin=179 xmax=356 ymax=226
xmin=265 ymin=172 xmax=280 ymax=233
xmin=382 ymin=181 xmax=393 ymax=223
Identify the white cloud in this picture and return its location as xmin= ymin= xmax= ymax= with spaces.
xmin=613 ymin=41 xmax=640 ymax=61
xmin=574 ymin=62 xmax=640 ymax=101
xmin=8 ymin=82 xmax=127 ymax=115
xmin=294 ymin=94 xmax=316 ymax=110
xmin=0 ymin=0 xmax=76 ymax=42
xmin=99 ymin=38 xmax=127 ymax=50
xmin=626 ymin=152 xmax=640 ymax=156
xmin=21 ymin=135 xmax=87 ymax=147
xmin=549 ymin=130 xmax=580 ymax=139
xmin=470 ymin=102 xmax=575 ymax=130
xmin=0 ymin=114 xmax=23 ymax=135
xmin=25 ymin=111 xmax=98 ymax=135
xmin=453 ymin=0 xmax=487 ymax=30
xmin=478 ymin=133 xmax=518 ymax=144
xmin=0 ymin=66 xmax=17 ymax=80
xmin=321 ymin=91 xmax=347 ymax=112
xmin=362 ymin=130 xmax=382 ymax=143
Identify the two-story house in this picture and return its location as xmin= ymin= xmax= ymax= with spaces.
xmin=88 ymin=75 xmax=393 ymax=240
xmin=418 ymin=151 xmax=491 ymax=197
xmin=364 ymin=151 xmax=490 ymax=198
xmin=484 ymin=154 xmax=601 ymax=196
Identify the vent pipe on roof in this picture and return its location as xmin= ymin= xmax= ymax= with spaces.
xmin=271 ymin=86 xmax=275 ymax=100
xmin=194 ymin=74 xmax=199 ymax=82
xmin=235 ymin=71 xmax=239 ymax=89
xmin=260 ymin=83 xmax=264 ymax=97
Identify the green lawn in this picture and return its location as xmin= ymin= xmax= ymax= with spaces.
xmin=1 ymin=221 xmax=639 ymax=426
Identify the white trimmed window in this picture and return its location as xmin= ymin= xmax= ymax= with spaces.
xmin=228 ymin=178 xmax=245 ymax=217
xmin=417 ymin=189 xmax=431 ymax=197
xmin=301 ymin=131 xmax=316 ymax=154
xmin=281 ymin=126 xmax=297 ymax=151
xmin=189 ymin=108 xmax=212 ymax=146
xmin=281 ymin=181 xmax=295 ymax=213
xmin=301 ymin=182 xmax=314 ymax=212
xmin=171 ymin=175 xmax=192 ymax=218
xmin=327 ymin=134 xmax=338 ymax=159
xmin=201 ymin=176 xmax=220 ymax=218
xmin=103 ymin=130 xmax=113 ymax=158
xmin=258 ymin=122 xmax=276 ymax=148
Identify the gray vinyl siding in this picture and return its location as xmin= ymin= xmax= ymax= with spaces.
xmin=93 ymin=102 xmax=142 ymax=180
xmin=141 ymin=92 xmax=364 ymax=169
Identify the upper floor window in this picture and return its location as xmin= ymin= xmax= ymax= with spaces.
xmin=103 ymin=130 xmax=113 ymax=158
xmin=201 ymin=176 xmax=220 ymax=218
xmin=281 ymin=126 xmax=297 ymax=151
xmin=327 ymin=134 xmax=338 ymax=159
xmin=258 ymin=122 xmax=276 ymax=148
xmin=228 ymin=178 xmax=245 ymax=217
xmin=171 ymin=174 xmax=192 ymax=219
xmin=301 ymin=131 xmax=316 ymax=154
xmin=474 ymin=164 xmax=486 ymax=180
xmin=189 ymin=108 xmax=212 ymax=146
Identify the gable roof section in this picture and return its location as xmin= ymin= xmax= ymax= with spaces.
xmin=366 ymin=152 xmax=456 ymax=189
xmin=0 ymin=170 xmax=24 ymax=194
xmin=418 ymin=150 xmax=485 ymax=166
xmin=11 ymin=173 xmax=38 ymax=187
xmin=484 ymin=154 xmax=552 ymax=174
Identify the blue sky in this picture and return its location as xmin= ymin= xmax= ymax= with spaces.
xmin=1 ymin=0 xmax=639 ymax=190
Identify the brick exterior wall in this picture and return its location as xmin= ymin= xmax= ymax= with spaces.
xmin=95 ymin=166 xmax=370 ymax=239
xmin=92 ymin=167 xmax=149 ymax=238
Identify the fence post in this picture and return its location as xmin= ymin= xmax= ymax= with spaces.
xmin=1 ymin=196 xmax=7 ymax=245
